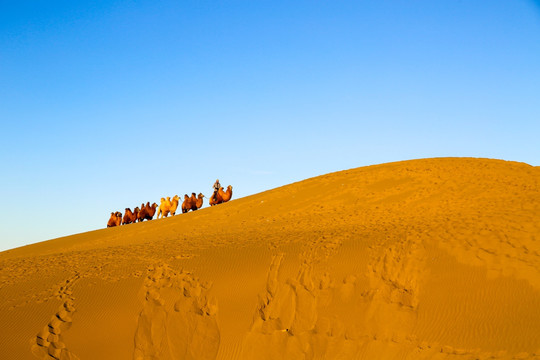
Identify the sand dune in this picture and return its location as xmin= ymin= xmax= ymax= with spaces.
xmin=1 ymin=157 xmax=539 ymax=359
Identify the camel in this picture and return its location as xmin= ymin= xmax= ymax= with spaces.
xmin=209 ymin=191 xmax=219 ymax=206
xmin=210 ymin=185 xmax=233 ymax=206
xmin=219 ymin=185 xmax=233 ymax=202
xmin=107 ymin=212 xmax=117 ymax=227
xmin=157 ymin=197 xmax=172 ymax=219
xmin=170 ymin=195 xmax=180 ymax=216
xmin=138 ymin=202 xmax=158 ymax=221
xmin=133 ymin=207 xmax=140 ymax=222
xmin=194 ymin=193 xmax=204 ymax=210
xmin=115 ymin=211 xmax=122 ymax=226
xmin=181 ymin=193 xmax=205 ymax=213
xmin=107 ymin=211 xmax=122 ymax=227
xmin=137 ymin=203 xmax=146 ymax=222
xmin=145 ymin=202 xmax=158 ymax=220
xmin=124 ymin=207 xmax=139 ymax=224
xmin=189 ymin=193 xmax=198 ymax=211
xmin=122 ymin=208 xmax=135 ymax=225
xmin=181 ymin=194 xmax=191 ymax=214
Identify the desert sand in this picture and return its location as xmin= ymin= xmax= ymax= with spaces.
xmin=0 ymin=157 xmax=539 ymax=360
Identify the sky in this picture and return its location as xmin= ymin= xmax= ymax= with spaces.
xmin=1 ymin=0 xmax=539 ymax=252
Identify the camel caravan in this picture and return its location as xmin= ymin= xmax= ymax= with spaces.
xmin=106 ymin=181 xmax=233 ymax=228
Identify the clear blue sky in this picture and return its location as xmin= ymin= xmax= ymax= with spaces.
xmin=1 ymin=1 xmax=539 ymax=251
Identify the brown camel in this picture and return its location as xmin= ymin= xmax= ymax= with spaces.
xmin=107 ymin=212 xmax=117 ymax=227
xmin=137 ymin=203 xmax=147 ymax=222
xmin=133 ymin=207 xmax=140 ymax=222
xmin=181 ymin=193 xmax=205 ymax=213
xmin=189 ymin=193 xmax=198 ymax=211
xmin=115 ymin=211 xmax=122 ymax=226
xmin=195 ymin=193 xmax=205 ymax=210
xmin=145 ymin=202 xmax=158 ymax=220
xmin=210 ymin=185 xmax=233 ymax=206
xmin=138 ymin=202 xmax=158 ymax=221
xmin=219 ymin=185 xmax=233 ymax=202
xmin=107 ymin=211 xmax=122 ymax=227
xmin=122 ymin=208 xmax=135 ymax=225
xmin=209 ymin=191 xmax=219 ymax=206
xmin=181 ymin=194 xmax=191 ymax=213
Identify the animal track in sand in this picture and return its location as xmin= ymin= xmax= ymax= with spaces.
xmin=30 ymin=274 xmax=80 ymax=360
xmin=133 ymin=263 xmax=220 ymax=360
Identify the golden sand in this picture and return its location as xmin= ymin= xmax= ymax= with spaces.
xmin=1 ymin=157 xmax=539 ymax=359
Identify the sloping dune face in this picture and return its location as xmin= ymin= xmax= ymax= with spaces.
xmin=1 ymin=158 xmax=539 ymax=359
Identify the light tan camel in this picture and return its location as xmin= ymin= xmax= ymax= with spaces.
xmin=170 ymin=195 xmax=180 ymax=216
xmin=157 ymin=197 xmax=172 ymax=219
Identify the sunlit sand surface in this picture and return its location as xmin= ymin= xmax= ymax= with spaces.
xmin=1 ymin=158 xmax=539 ymax=359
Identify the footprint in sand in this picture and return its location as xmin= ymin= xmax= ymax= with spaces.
xmin=367 ymin=230 xmax=425 ymax=310
xmin=31 ymin=275 xmax=80 ymax=360
xmin=242 ymin=253 xmax=360 ymax=360
xmin=133 ymin=264 xmax=220 ymax=360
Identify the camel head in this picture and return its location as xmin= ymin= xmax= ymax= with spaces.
xmin=184 ymin=194 xmax=189 ymax=199
xmin=198 ymin=193 xmax=204 ymax=198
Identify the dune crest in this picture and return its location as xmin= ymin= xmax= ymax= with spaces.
xmin=0 ymin=158 xmax=539 ymax=359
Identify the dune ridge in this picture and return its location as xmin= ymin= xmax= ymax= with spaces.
xmin=0 ymin=157 xmax=539 ymax=359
